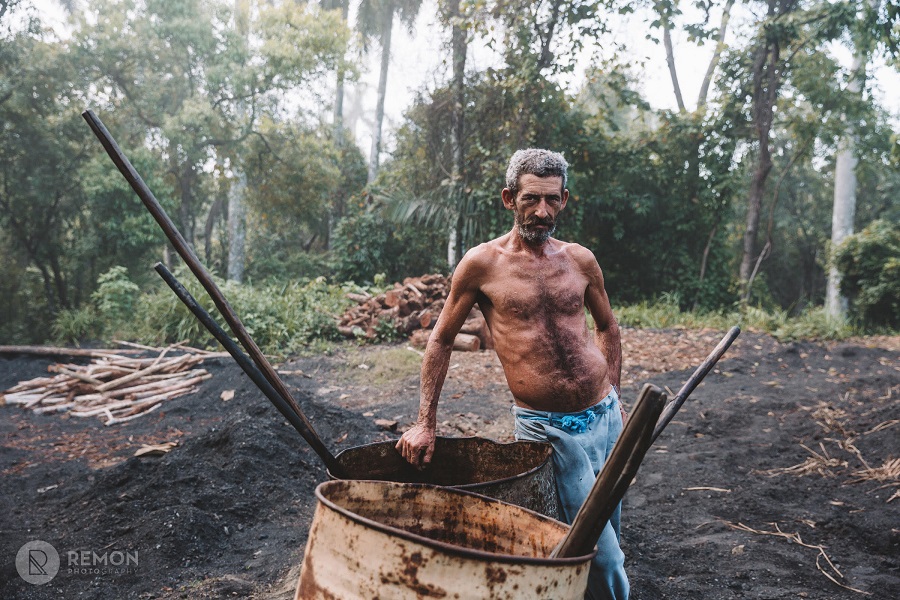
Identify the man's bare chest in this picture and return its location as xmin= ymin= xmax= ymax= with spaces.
xmin=479 ymin=263 xmax=587 ymax=323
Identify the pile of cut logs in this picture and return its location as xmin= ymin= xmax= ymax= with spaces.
xmin=337 ymin=274 xmax=492 ymax=351
xmin=1 ymin=346 xmax=214 ymax=425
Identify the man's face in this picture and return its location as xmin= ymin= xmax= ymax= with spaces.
xmin=502 ymin=174 xmax=569 ymax=245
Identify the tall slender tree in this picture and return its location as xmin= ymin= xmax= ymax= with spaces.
xmin=358 ymin=0 xmax=423 ymax=184
xmin=444 ymin=0 xmax=468 ymax=269
xmin=738 ymin=0 xmax=801 ymax=302
xmin=651 ymin=0 xmax=737 ymax=304
xmin=320 ymin=0 xmax=351 ymax=132
xmin=227 ymin=0 xmax=250 ymax=283
xmin=825 ymin=52 xmax=863 ymax=319
xmin=825 ymin=0 xmax=890 ymax=319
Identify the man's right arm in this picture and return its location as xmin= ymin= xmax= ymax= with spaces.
xmin=395 ymin=251 xmax=483 ymax=468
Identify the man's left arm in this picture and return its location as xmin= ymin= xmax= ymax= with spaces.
xmin=579 ymin=248 xmax=623 ymax=418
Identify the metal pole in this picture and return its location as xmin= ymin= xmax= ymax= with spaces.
xmin=155 ymin=263 xmax=345 ymax=476
xmin=82 ymin=109 xmax=338 ymax=473
xmin=651 ymin=325 xmax=741 ymax=442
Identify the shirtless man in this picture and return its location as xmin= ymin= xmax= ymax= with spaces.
xmin=396 ymin=149 xmax=628 ymax=600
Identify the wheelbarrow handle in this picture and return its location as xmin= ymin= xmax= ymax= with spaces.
xmin=651 ymin=326 xmax=741 ymax=443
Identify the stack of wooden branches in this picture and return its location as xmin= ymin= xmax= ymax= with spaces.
xmin=1 ymin=345 xmax=217 ymax=425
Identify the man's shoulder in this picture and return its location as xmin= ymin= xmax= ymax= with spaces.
xmin=461 ymin=236 xmax=508 ymax=265
xmin=556 ymin=240 xmax=598 ymax=264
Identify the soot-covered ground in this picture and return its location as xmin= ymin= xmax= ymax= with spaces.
xmin=1 ymin=329 xmax=897 ymax=599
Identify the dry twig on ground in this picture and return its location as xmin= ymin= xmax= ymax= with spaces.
xmin=723 ymin=520 xmax=872 ymax=596
xmin=756 ymin=441 xmax=848 ymax=478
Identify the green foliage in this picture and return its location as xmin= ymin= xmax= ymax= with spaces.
xmin=331 ymin=200 xmax=446 ymax=284
xmin=768 ymin=308 xmax=853 ymax=342
xmin=3 ymin=0 xmax=900 ymax=348
xmin=51 ymin=266 xmax=141 ymax=343
xmin=116 ymin=271 xmax=355 ymax=355
xmin=373 ymin=317 xmax=403 ymax=343
xmin=0 ymin=13 xmax=89 ymax=315
xmin=48 ymin=267 xmax=361 ymax=353
xmin=51 ymin=305 xmax=100 ymax=346
xmin=0 ymin=265 xmax=56 ymax=345
xmin=243 ymin=121 xmax=367 ymax=266
xmin=614 ymin=294 xmax=731 ymax=330
xmin=614 ymin=297 xmax=854 ymax=342
xmin=92 ymin=266 xmax=141 ymax=325
xmin=834 ymin=219 xmax=900 ymax=328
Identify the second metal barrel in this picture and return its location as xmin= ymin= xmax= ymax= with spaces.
xmin=328 ymin=436 xmax=561 ymax=519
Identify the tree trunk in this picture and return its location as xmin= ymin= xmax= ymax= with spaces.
xmin=661 ymin=10 xmax=685 ymax=113
xmin=367 ymin=5 xmax=393 ymax=184
xmin=36 ymin=262 xmax=58 ymax=315
xmin=659 ymin=0 xmax=735 ymax=295
xmin=536 ymin=0 xmax=563 ymax=71
xmin=739 ymin=4 xmax=781 ymax=301
xmin=825 ymin=53 xmax=865 ymax=319
xmin=48 ymin=252 xmax=69 ymax=310
xmin=175 ymin=161 xmax=197 ymax=249
xmin=333 ymin=0 xmax=349 ymax=133
xmin=204 ymin=197 xmax=223 ymax=265
xmin=446 ymin=0 xmax=467 ymax=270
xmin=697 ymin=0 xmax=735 ymax=109
xmin=327 ymin=0 xmax=350 ymax=250
xmin=227 ymin=172 xmax=247 ymax=283
xmin=227 ymin=0 xmax=249 ymax=283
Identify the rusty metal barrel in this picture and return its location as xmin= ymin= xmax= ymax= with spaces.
xmin=328 ymin=436 xmax=560 ymax=518
xmin=296 ymin=480 xmax=594 ymax=599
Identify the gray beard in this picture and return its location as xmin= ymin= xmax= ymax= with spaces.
xmin=515 ymin=214 xmax=556 ymax=244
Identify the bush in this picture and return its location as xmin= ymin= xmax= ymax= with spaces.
xmin=51 ymin=266 xmax=139 ymax=343
xmin=124 ymin=271 xmax=358 ymax=356
xmin=49 ymin=266 xmax=363 ymax=354
xmin=834 ymin=219 xmax=900 ymax=328
xmin=51 ymin=305 xmax=101 ymax=345
xmin=93 ymin=266 xmax=140 ymax=326
xmin=331 ymin=203 xmax=444 ymax=284
xmin=768 ymin=308 xmax=852 ymax=341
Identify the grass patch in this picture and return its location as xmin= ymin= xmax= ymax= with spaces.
xmin=346 ymin=346 xmax=422 ymax=385
xmin=612 ymin=296 xmax=864 ymax=342
xmin=55 ymin=268 xmax=893 ymax=356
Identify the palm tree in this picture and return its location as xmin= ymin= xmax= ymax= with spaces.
xmin=357 ymin=0 xmax=423 ymax=184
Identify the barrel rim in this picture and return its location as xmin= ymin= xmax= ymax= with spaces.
xmin=328 ymin=436 xmax=555 ymax=489
xmin=314 ymin=479 xmax=596 ymax=566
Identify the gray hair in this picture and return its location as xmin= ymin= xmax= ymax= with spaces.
xmin=505 ymin=149 xmax=568 ymax=197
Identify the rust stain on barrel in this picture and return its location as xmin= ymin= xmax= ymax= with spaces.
xmin=297 ymin=481 xmax=592 ymax=598
xmin=378 ymin=550 xmax=448 ymax=598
